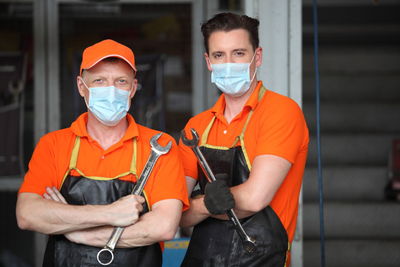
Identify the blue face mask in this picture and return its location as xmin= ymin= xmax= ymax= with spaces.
xmin=81 ymin=80 xmax=131 ymax=126
xmin=211 ymin=53 xmax=257 ymax=97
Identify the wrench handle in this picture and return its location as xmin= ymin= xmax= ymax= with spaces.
xmin=226 ymin=209 xmax=256 ymax=253
xmin=106 ymin=226 xmax=125 ymax=251
xmin=132 ymin=152 xmax=161 ymax=195
xmin=193 ymin=147 xmax=217 ymax=183
xmin=97 ymin=226 xmax=124 ymax=265
xmin=191 ymin=146 xmax=256 ymax=253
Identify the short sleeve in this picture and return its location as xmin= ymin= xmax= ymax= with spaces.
xmin=19 ymin=135 xmax=58 ymax=195
xmin=254 ymin=98 xmax=308 ymax=163
xmin=147 ymin=138 xmax=189 ymax=211
xmin=178 ymin=121 xmax=199 ymax=180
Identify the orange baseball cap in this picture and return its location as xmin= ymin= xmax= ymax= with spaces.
xmin=80 ymin=39 xmax=136 ymax=75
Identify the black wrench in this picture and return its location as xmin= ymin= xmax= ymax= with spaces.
xmin=181 ymin=128 xmax=256 ymax=253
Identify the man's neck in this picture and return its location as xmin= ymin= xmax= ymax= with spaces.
xmin=86 ymin=112 xmax=128 ymax=150
xmin=223 ymin=81 xmax=257 ymax=124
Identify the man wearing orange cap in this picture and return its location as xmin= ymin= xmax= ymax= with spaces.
xmin=16 ymin=39 xmax=189 ymax=266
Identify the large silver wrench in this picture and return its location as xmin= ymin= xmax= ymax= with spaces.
xmin=181 ymin=128 xmax=256 ymax=254
xmin=97 ymin=132 xmax=172 ymax=265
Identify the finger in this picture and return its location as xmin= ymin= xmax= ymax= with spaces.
xmin=52 ymin=187 xmax=67 ymax=204
xmin=136 ymin=202 xmax=144 ymax=213
xmin=46 ymin=187 xmax=62 ymax=202
xmin=43 ymin=193 xmax=51 ymax=200
xmin=134 ymin=195 xmax=145 ymax=204
xmin=125 ymin=194 xmax=145 ymax=203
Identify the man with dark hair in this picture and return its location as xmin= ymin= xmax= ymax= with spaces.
xmin=16 ymin=39 xmax=189 ymax=266
xmin=179 ymin=13 xmax=309 ymax=266
xmin=201 ymin=12 xmax=260 ymax=53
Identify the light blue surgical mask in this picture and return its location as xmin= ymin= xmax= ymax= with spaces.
xmin=81 ymin=79 xmax=131 ymax=126
xmin=211 ymin=53 xmax=257 ymax=97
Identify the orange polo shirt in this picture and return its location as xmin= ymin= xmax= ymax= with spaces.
xmin=19 ymin=113 xmax=189 ymax=210
xmin=179 ymin=81 xmax=309 ymax=243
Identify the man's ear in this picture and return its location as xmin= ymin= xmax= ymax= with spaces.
xmin=130 ymin=79 xmax=138 ymax=99
xmin=204 ymin=53 xmax=212 ymax=71
xmin=76 ymin=76 xmax=87 ymax=97
xmin=255 ymin=47 xmax=263 ymax=68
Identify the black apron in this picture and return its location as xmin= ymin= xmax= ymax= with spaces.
xmin=43 ymin=136 xmax=162 ymax=267
xmin=181 ymin=87 xmax=289 ymax=267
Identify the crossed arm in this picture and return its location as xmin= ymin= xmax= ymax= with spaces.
xmin=16 ymin=190 xmax=182 ymax=248
xmin=180 ymin=154 xmax=291 ymax=228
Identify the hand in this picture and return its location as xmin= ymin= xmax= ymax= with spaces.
xmin=64 ymin=229 xmax=84 ymax=244
xmin=106 ymin=195 xmax=145 ymax=227
xmin=43 ymin=187 xmax=67 ymax=204
xmin=44 ymin=187 xmax=85 ymax=243
xmin=204 ymin=174 xmax=235 ymax=215
xmin=64 ymin=226 xmax=108 ymax=246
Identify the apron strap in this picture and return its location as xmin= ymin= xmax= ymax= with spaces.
xmin=231 ymin=110 xmax=254 ymax=170
xmin=129 ymin=137 xmax=137 ymax=175
xmin=60 ymin=136 xmax=138 ymax=188
xmin=230 ymin=110 xmax=254 ymax=148
xmin=231 ymin=86 xmax=268 ymax=169
xmin=231 ymin=85 xmax=267 ymax=146
xmin=60 ymin=136 xmax=81 ymax=188
xmin=69 ymin=136 xmax=81 ymax=169
xmin=201 ymin=116 xmax=216 ymax=146
xmin=200 ymin=85 xmax=268 ymax=170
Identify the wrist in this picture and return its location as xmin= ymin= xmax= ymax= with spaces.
xmin=200 ymin=196 xmax=211 ymax=216
xmin=76 ymin=230 xmax=86 ymax=244
xmin=87 ymin=204 xmax=111 ymax=226
xmin=65 ymin=230 xmax=85 ymax=244
xmin=192 ymin=195 xmax=210 ymax=216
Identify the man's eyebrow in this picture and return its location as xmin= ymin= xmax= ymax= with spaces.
xmin=233 ymin=48 xmax=248 ymax=53
xmin=89 ymin=75 xmax=105 ymax=80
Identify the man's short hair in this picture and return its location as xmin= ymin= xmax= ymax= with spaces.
xmin=81 ymin=57 xmax=134 ymax=78
xmin=201 ymin=12 xmax=260 ymax=54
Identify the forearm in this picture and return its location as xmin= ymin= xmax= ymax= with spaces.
xmin=230 ymin=184 xmax=264 ymax=217
xmin=180 ymin=196 xmax=210 ymax=227
xmin=213 ymin=155 xmax=291 ymax=219
xmin=16 ymin=193 xmax=109 ymax=235
xmin=70 ymin=199 xmax=182 ymax=248
xmin=209 ymin=187 xmax=258 ymax=221
xmin=211 ymin=181 xmax=276 ymax=220
xmin=180 ymin=187 xmax=248 ymax=224
xmin=180 ymin=174 xmax=270 ymax=222
xmin=119 ymin=210 xmax=177 ymax=247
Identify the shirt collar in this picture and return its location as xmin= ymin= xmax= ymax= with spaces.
xmin=244 ymin=81 xmax=263 ymax=110
xmin=210 ymin=81 xmax=263 ymax=115
xmin=122 ymin=114 xmax=140 ymax=141
xmin=70 ymin=113 xmax=90 ymax=137
xmin=70 ymin=112 xmax=139 ymax=141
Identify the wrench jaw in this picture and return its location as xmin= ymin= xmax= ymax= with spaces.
xmin=243 ymin=238 xmax=257 ymax=254
xmin=150 ymin=132 xmax=172 ymax=155
xmin=180 ymin=128 xmax=199 ymax=147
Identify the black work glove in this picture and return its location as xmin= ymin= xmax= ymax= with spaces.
xmin=204 ymin=174 xmax=235 ymax=215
